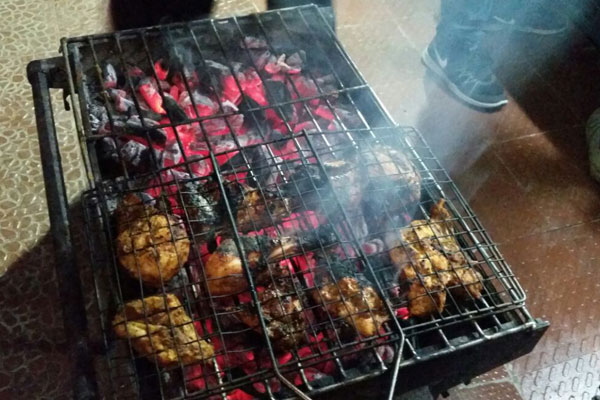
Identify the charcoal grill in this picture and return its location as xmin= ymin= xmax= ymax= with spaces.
xmin=27 ymin=5 xmax=548 ymax=400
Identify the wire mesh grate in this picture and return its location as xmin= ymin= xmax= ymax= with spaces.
xmin=64 ymin=5 xmax=531 ymax=399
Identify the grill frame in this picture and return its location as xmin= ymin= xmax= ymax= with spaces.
xmin=26 ymin=5 xmax=549 ymax=400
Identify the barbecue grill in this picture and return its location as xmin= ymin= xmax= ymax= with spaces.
xmin=27 ymin=5 xmax=548 ymax=399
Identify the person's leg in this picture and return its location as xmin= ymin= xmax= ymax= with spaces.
xmin=422 ymin=0 xmax=508 ymax=109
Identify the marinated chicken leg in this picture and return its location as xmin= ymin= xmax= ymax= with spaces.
xmin=312 ymin=276 xmax=389 ymax=337
xmin=116 ymin=194 xmax=190 ymax=287
xmin=387 ymin=199 xmax=483 ymax=318
xmin=113 ymin=294 xmax=214 ymax=367
xmin=236 ymin=285 xmax=306 ymax=351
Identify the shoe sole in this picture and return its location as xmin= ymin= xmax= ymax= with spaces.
xmin=458 ymin=17 xmax=567 ymax=35
xmin=421 ymin=46 xmax=508 ymax=110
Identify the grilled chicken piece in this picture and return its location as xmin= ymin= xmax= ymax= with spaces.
xmin=116 ymin=194 xmax=190 ymax=287
xmin=236 ymin=285 xmax=306 ymax=351
xmin=235 ymin=185 xmax=290 ymax=233
xmin=387 ymin=199 xmax=483 ymax=318
xmin=312 ymin=276 xmax=389 ymax=337
xmin=113 ymin=294 xmax=214 ymax=367
xmin=205 ymin=229 xmax=335 ymax=296
xmin=205 ymin=236 xmax=267 ymax=296
xmin=180 ymin=180 xmax=290 ymax=235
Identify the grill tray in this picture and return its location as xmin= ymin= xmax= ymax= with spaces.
xmin=27 ymin=5 xmax=548 ymax=400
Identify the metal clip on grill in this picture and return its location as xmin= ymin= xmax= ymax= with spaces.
xmin=28 ymin=5 xmax=548 ymax=399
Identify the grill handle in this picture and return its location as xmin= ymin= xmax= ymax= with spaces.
xmin=27 ymin=58 xmax=97 ymax=400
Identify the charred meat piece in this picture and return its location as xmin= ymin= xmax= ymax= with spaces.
xmin=205 ymin=229 xmax=336 ymax=296
xmin=116 ymin=195 xmax=190 ymax=287
xmin=312 ymin=276 xmax=389 ymax=338
xmin=362 ymin=144 xmax=421 ymax=229
xmin=113 ymin=294 xmax=213 ymax=367
xmin=236 ymin=285 xmax=306 ymax=351
xmin=179 ymin=180 xmax=291 ymax=235
xmin=286 ymin=158 xmax=362 ymax=220
xmin=286 ymin=145 xmax=420 ymax=240
xmin=387 ymin=200 xmax=483 ymax=318
xmin=234 ymin=185 xmax=291 ymax=233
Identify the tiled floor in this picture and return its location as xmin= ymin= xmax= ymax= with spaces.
xmin=0 ymin=0 xmax=599 ymax=399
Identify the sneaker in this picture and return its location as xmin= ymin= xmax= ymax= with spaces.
xmin=421 ymin=36 xmax=508 ymax=110
xmin=490 ymin=2 xmax=567 ymax=35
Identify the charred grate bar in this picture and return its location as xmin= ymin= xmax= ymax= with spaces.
xmin=24 ymin=4 xmax=548 ymax=400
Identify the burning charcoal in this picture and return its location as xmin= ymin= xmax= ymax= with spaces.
xmin=154 ymin=59 xmax=169 ymax=81
xmin=239 ymin=95 xmax=267 ymax=131
xmin=265 ymin=54 xmax=301 ymax=75
xmin=126 ymin=65 xmax=145 ymax=86
xmin=112 ymin=116 xmax=167 ymax=144
xmin=315 ymin=74 xmax=337 ymax=92
xmin=138 ymin=78 xmax=165 ymax=114
xmin=286 ymin=51 xmax=305 ymax=70
xmin=137 ymin=107 xmax=164 ymax=122
xmin=109 ymin=88 xmax=135 ymax=114
xmin=120 ymin=139 xmax=163 ymax=171
xmin=250 ymin=49 xmax=272 ymax=71
xmin=264 ymin=54 xmax=284 ymax=75
xmin=204 ymin=60 xmax=230 ymax=75
xmin=264 ymin=79 xmax=294 ymax=121
xmin=242 ymin=36 xmax=268 ymax=49
xmin=89 ymin=102 xmax=108 ymax=132
xmin=103 ymin=63 xmax=118 ymax=89
xmin=334 ymin=107 xmax=362 ymax=128
xmin=158 ymin=79 xmax=171 ymax=92
xmin=97 ymin=137 xmax=120 ymax=169
xmin=178 ymin=90 xmax=216 ymax=118
xmin=163 ymin=94 xmax=188 ymax=124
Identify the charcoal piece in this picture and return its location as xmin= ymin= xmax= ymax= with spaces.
xmin=286 ymin=51 xmax=306 ymax=69
xmin=242 ymin=36 xmax=268 ymax=49
xmin=162 ymin=94 xmax=188 ymax=124
xmin=239 ymin=95 xmax=267 ymax=133
xmin=179 ymin=180 xmax=220 ymax=236
xmin=89 ymin=102 xmax=108 ymax=132
xmin=267 ymin=129 xmax=289 ymax=150
xmin=102 ymin=63 xmax=118 ymax=89
xmin=113 ymin=116 xmax=167 ymax=144
xmin=97 ymin=137 xmax=120 ymax=166
xmin=119 ymin=140 xmax=163 ymax=172
xmin=136 ymin=107 xmax=164 ymax=122
xmin=264 ymin=80 xmax=294 ymax=121
xmin=204 ymin=60 xmax=230 ymax=75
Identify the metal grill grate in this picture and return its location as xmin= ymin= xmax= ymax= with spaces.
xmin=55 ymin=5 xmax=537 ymax=399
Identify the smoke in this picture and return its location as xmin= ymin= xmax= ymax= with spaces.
xmin=415 ymin=0 xmax=598 ymax=197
